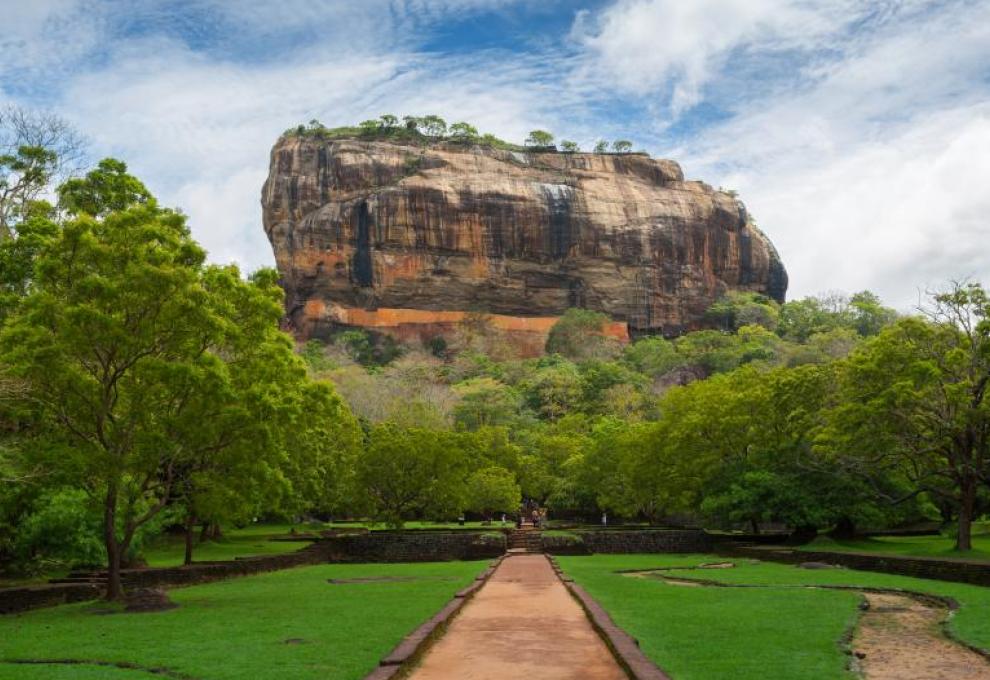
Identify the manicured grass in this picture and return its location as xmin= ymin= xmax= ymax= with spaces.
xmin=142 ymin=520 xmax=503 ymax=567
xmin=801 ymin=527 xmax=990 ymax=563
xmin=557 ymin=554 xmax=990 ymax=680
xmin=141 ymin=523 xmax=313 ymax=567
xmin=0 ymin=560 xmax=484 ymax=680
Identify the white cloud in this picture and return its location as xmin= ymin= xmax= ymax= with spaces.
xmin=572 ymin=0 xmax=867 ymax=113
xmin=55 ymin=33 xmax=576 ymax=271
xmin=670 ymin=0 xmax=990 ymax=308
xmin=718 ymin=107 xmax=990 ymax=310
xmin=4 ymin=0 xmax=989 ymax=310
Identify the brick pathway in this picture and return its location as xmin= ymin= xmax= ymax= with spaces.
xmin=406 ymin=553 xmax=627 ymax=680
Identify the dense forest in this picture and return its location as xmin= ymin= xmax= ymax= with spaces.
xmin=1 ymin=108 xmax=988 ymax=599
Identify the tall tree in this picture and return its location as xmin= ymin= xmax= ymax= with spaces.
xmin=0 ymin=162 xmax=360 ymax=595
xmin=465 ymin=467 xmax=520 ymax=523
xmin=355 ymin=425 xmax=468 ymax=527
xmin=822 ymin=284 xmax=990 ymax=550
xmin=0 ymin=197 xmax=215 ymax=597
xmin=0 ymin=106 xmax=85 ymax=240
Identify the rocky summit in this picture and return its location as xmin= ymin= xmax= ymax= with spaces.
xmin=261 ymin=135 xmax=787 ymax=354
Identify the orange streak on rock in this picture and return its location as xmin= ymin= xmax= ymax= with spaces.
xmin=300 ymin=302 xmax=629 ymax=358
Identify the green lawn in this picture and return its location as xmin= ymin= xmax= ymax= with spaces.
xmin=0 ymin=560 xmax=483 ymax=680
xmin=141 ymin=523 xmax=314 ymax=567
xmin=557 ymin=554 xmax=990 ymax=680
xmin=143 ymin=521 xmax=504 ymax=567
xmin=2 ymin=522 xmax=501 ymax=588
xmin=801 ymin=527 xmax=990 ymax=562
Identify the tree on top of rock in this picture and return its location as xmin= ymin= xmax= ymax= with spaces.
xmin=421 ymin=115 xmax=447 ymax=138
xmin=449 ymin=122 xmax=479 ymax=142
xmin=525 ymin=130 xmax=555 ymax=148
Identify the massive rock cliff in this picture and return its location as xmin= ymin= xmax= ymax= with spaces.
xmin=262 ymin=135 xmax=787 ymax=353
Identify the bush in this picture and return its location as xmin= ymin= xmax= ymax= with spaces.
xmin=13 ymin=489 xmax=104 ymax=569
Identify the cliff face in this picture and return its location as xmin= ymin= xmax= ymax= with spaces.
xmin=262 ymin=136 xmax=787 ymax=352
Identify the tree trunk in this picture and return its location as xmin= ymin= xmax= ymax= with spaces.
xmin=830 ymin=516 xmax=857 ymax=540
xmin=200 ymin=522 xmax=211 ymax=543
xmin=749 ymin=518 xmax=761 ymax=535
xmin=956 ymin=476 xmax=976 ymax=551
xmin=184 ymin=513 xmax=197 ymax=566
xmin=103 ymin=484 xmax=123 ymax=601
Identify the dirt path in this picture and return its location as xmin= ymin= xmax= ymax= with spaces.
xmin=854 ymin=592 xmax=990 ymax=680
xmin=624 ymin=567 xmax=990 ymax=680
xmin=406 ymin=554 xmax=627 ymax=680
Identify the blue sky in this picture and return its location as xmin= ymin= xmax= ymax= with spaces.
xmin=3 ymin=0 xmax=989 ymax=307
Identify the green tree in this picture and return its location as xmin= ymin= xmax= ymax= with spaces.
xmin=822 ymin=284 xmax=990 ymax=550
xmin=421 ymin=115 xmax=447 ymax=138
xmin=358 ymin=119 xmax=381 ymax=135
xmin=706 ymin=292 xmax=779 ymax=331
xmin=379 ymin=114 xmax=399 ymax=129
xmin=520 ymin=361 xmax=584 ymax=422
xmin=58 ymin=158 xmax=153 ymax=218
xmin=0 ymin=202 xmax=58 ymax=321
xmin=560 ymin=140 xmax=579 ymax=152
xmin=0 ymin=197 xmax=217 ymax=598
xmin=0 ymin=106 xmax=84 ymax=239
xmin=448 ymin=122 xmax=479 ymax=142
xmin=169 ymin=266 xmax=361 ymax=564
xmin=525 ymin=130 xmax=555 ymax=148
xmin=0 ymin=146 xmax=56 ymax=240
xmin=777 ymin=295 xmax=851 ymax=342
xmin=355 ymin=425 xmax=469 ymax=527
xmin=593 ymin=140 xmax=609 ymax=153
xmin=452 ymin=377 xmax=523 ymax=430
xmin=849 ymin=290 xmax=898 ymax=336
xmin=546 ymin=308 xmax=619 ymax=360
xmin=300 ymin=339 xmax=335 ymax=372
xmin=403 ymin=115 xmax=422 ymax=131
xmin=612 ymin=140 xmax=633 ymax=153
xmin=465 ymin=467 xmax=520 ymax=523
xmin=621 ymin=336 xmax=684 ymax=378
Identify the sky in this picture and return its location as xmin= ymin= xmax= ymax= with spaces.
xmin=2 ymin=0 xmax=989 ymax=309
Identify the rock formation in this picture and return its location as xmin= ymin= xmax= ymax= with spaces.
xmin=261 ymin=135 xmax=787 ymax=354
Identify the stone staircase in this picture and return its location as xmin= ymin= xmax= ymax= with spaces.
xmin=507 ymin=525 xmax=543 ymax=553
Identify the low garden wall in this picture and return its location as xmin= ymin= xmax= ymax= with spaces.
xmin=542 ymin=529 xmax=713 ymax=555
xmin=316 ymin=530 xmax=505 ymax=563
xmin=718 ymin=545 xmax=990 ymax=587
xmin=0 ymin=582 xmax=102 ymax=615
xmin=0 ymin=531 xmax=506 ymax=614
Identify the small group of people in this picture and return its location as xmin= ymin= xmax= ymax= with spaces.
xmin=516 ymin=499 xmax=547 ymax=528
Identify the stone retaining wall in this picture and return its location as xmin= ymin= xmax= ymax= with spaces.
xmin=719 ymin=545 xmax=990 ymax=587
xmin=543 ymin=530 xmax=712 ymax=555
xmin=1 ymin=531 xmax=506 ymax=614
xmin=318 ymin=531 xmax=505 ymax=563
xmin=0 ymin=582 xmax=102 ymax=615
xmin=122 ymin=545 xmax=326 ymax=589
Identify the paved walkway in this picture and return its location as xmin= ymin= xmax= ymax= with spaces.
xmin=406 ymin=554 xmax=627 ymax=680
